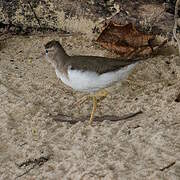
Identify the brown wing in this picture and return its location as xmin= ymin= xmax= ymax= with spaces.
xmin=68 ymin=56 xmax=141 ymax=74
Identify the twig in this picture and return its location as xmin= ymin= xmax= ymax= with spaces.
xmin=16 ymin=156 xmax=51 ymax=168
xmin=27 ymin=1 xmax=42 ymax=29
xmin=159 ymin=161 xmax=176 ymax=171
xmin=51 ymin=111 xmax=143 ymax=124
xmin=15 ymin=155 xmax=51 ymax=179
xmin=173 ymin=0 xmax=180 ymax=56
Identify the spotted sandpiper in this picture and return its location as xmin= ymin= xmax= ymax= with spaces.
xmin=44 ymin=40 xmax=141 ymax=124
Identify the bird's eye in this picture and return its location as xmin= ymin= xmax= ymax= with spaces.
xmin=46 ymin=49 xmax=48 ymax=53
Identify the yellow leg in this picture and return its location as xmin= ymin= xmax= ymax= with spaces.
xmin=89 ymin=89 xmax=109 ymax=125
xmin=71 ymin=90 xmax=109 ymax=124
xmin=89 ymin=96 xmax=97 ymax=125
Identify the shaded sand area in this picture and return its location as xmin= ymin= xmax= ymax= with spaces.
xmin=0 ymin=34 xmax=180 ymax=179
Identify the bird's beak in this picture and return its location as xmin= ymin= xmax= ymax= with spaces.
xmin=36 ymin=52 xmax=46 ymax=59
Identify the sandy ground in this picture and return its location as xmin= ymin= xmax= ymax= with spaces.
xmin=0 ymin=34 xmax=180 ymax=180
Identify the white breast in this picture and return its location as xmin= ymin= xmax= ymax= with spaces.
xmin=55 ymin=63 xmax=137 ymax=92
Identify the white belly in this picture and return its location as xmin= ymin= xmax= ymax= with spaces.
xmin=55 ymin=63 xmax=137 ymax=92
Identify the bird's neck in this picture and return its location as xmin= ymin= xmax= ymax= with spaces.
xmin=52 ymin=48 xmax=69 ymax=76
xmin=54 ymin=47 xmax=68 ymax=64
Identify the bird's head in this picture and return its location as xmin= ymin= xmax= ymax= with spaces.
xmin=44 ymin=40 xmax=66 ymax=67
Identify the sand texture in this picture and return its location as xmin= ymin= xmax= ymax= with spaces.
xmin=0 ymin=34 xmax=180 ymax=180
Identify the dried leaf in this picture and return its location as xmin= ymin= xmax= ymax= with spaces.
xmin=96 ymin=22 xmax=163 ymax=59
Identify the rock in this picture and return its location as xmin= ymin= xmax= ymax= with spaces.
xmin=0 ymin=0 xmax=175 ymax=36
xmin=0 ymin=0 xmax=118 ymax=35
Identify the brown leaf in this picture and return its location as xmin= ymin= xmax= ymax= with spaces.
xmin=96 ymin=22 xmax=159 ymax=59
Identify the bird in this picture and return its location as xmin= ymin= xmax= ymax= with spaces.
xmin=44 ymin=40 xmax=141 ymax=124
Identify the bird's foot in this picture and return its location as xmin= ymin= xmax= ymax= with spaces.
xmin=94 ymin=89 xmax=109 ymax=101
xmin=71 ymin=94 xmax=90 ymax=108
